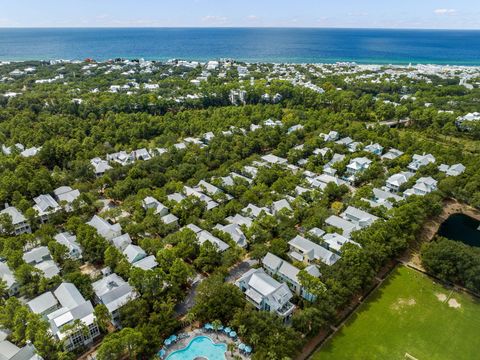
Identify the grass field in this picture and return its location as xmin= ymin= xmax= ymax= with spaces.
xmin=313 ymin=266 xmax=480 ymax=360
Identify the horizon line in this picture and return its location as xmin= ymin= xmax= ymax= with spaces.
xmin=0 ymin=26 xmax=480 ymax=31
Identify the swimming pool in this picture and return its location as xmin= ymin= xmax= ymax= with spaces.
xmin=166 ymin=336 xmax=227 ymax=360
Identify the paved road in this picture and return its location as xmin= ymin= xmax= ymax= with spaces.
xmin=175 ymin=274 xmax=204 ymax=316
xmin=226 ymin=258 xmax=258 ymax=283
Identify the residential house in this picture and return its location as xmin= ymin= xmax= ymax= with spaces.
xmin=381 ymin=148 xmax=404 ymax=161
xmin=90 ymin=157 xmax=112 ymax=177
xmin=87 ymin=215 xmax=122 ymax=241
xmin=40 ymin=283 xmax=100 ymax=351
xmin=438 ymin=163 xmax=466 ymax=177
xmin=364 ymin=143 xmax=384 ymax=156
xmin=404 ymin=177 xmax=438 ymax=197
xmin=323 ymin=233 xmax=360 ymax=252
xmin=54 ymin=232 xmax=82 ymax=260
xmin=325 ymin=215 xmax=359 ymax=237
xmin=161 ymin=213 xmax=179 ymax=227
xmin=346 ymin=157 xmax=372 ymax=175
xmin=214 ymin=223 xmax=247 ymax=248
xmin=288 ymin=235 xmax=340 ymax=266
xmin=261 ymin=154 xmax=288 ymax=166
xmin=363 ymin=188 xmax=403 ymax=210
xmin=92 ymin=273 xmax=137 ymax=326
xmin=0 ymin=206 xmax=31 ymax=235
xmin=262 ymin=252 xmax=320 ymax=301
xmin=27 ymin=292 xmax=60 ymax=316
xmin=53 ymin=186 xmax=80 ymax=212
xmin=167 ymin=192 xmax=186 ymax=204
xmin=33 ymin=194 xmax=61 ymax=223
xmin=123 ymin=244 xmax=146 ymax=264
xmin=132 ymin=255 xmax=158 ymax=270
xmin=320 ymin=131 xmax=339 ymax=142
xmin=23 ymin=246 xmax=60 ymax=279
xmin=225 ymin=214 xmax=253 ymax=228
xmin=142 ymin=196 xmax=169 ymax=216
xmin=341 ymin=206 xmax=379 ymax=228
xmin=0 ymin=335 xmax=42 ymax=360
xmin=0 ymin=262 xmax=19 ymax=296
xmin=287 ymin=124 xmax=304 ymax=134
xmin=408 ymin=153 xmax=436 ymax=172
xmin=386 ymin=171 xmax=414 ymax=193
xmin=106 ymin=151 xmax=135 ymax=166
xmin=242 ymin=204 xmax=272 ymax=219
xmin=235 ymin=268 xmax=295 ymax=319
xmin=196 ymin=230 xmax=229 ymax=252
xmin=112 ymin=233 xmax=132 ymax=252
xmin=271 ymin=199 xmax=292 ymax=215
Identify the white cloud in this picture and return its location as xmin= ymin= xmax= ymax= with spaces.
xmin=247 ymin=15 xmax=259 ymax=21
xmin=201 ymin=15 xmax=228 ymax=25
xmin=434 ymin=9 xmax=457 ymax=16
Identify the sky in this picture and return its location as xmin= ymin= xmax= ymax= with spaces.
xmin=0 ymin=0 xmax=479 ymax=29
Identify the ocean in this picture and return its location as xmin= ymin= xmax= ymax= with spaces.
xmin=1 ymin=28 xmax=480 ymax=65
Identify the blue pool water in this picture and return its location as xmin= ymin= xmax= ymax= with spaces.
xmin=166 ymin=336 xmax=227 ymax=360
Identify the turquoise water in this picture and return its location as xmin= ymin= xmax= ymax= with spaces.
xmin=166 ymin=336 xmax=227 ymax=360
xmin=1 ymin=28 xmax=480 ymax=64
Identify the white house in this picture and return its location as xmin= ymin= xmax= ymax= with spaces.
xmin=235 ymin=268 xmax=295 ymax=319
xmin=438 ymin=163 xmax=466 ymax=177
xmin=386 ymin=171 xmax=414 ymax=193
xmin=341 ymin=206 xmax=379 ymax=228
xmin=364 ymin=188 xmax=403 ymax=210
xmin=323 ymin=233 xmax=359 ymax=253
xmin=404 ymin=177 xmax=438 ymax=197
xmin=242 ymin=204 xmax=272 ymax=219
xmin=288 ymin=235 xmax=340 ymax=266
xmin=214 ymin=223 xmax=247 ymax=248
xmin=142 ymin=196 xmax=169 ymax=216
xmin=325 ymin=215 xmax=359 ymax=237
xmin=381 ymin=148 xmax=404 ymax=161
xmin=262 ymin=252 xmax=320 ymax=301
xmin=346 ymin=157 xmax=372 ymax=175
xmin=0 ymin=262 xmax=19 ymax=296
xmin=261 ymin=154 xmax=288 ymax=166
xmin=364 ymin=143 xmax=384 ymax=156
xmin=320 ymin=131 xmax=339 ymax=142
xmin=33 ymin=194 xmax=61 ymax=223
xmin=54 ymin=232 xmax=82 ymax=260
xmin=53 ymin=186 xmax=80 ymax=212
xmin=0 ymin=206 xmax=31 ymax=235
xmin=123 ymin=244 xmax=147 ymax=264
xmin=0 ymin=334 xmax=42 ymax=360
xmin=92 ymin=273 xmax=137 ymax=326
xmin=90 ymin=157 xmax=112 ymax=177
xmin=87 ymin=215 xmax=122 ymax=241
xmin=196 ymin=230 xmax=229 ymax=252
xmin=408 ymin=153 xmax=436 ymax=172
xmin=36 ymin=283 xmax=100 ymax=351
xmin=23 ymin=247 xmax=60 ymax=279
xmin=271 ymin=199 xmax=292 ymax=215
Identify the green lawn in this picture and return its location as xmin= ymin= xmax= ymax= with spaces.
xmin=313 ymin=266 xmax=480 ymax=360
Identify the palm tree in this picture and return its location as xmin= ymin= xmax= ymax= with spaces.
xmin=227 ymin=342 xmax=235 ymax=356
xmin=211 ymin=319 xmax=222 ymax=339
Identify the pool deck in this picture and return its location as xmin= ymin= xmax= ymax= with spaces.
xmin=162 ymin=329 xmax=250 ymax=360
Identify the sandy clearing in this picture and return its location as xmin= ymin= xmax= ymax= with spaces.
xmin=436 ymin=293 xmax=447 ymax=302
xmin=448 ymin=298 xmax=461 ymax=308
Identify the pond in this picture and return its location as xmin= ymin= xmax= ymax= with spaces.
xmin=437 ymin=213 xmax=480 ymax=248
